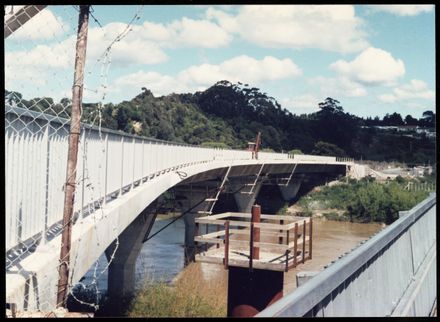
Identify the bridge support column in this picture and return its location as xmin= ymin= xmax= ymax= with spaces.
xmin=104 ymin=205 xmax=157 ymax=311
xmin=231 ymin=181 xmax=262 ymax=213
xmin=175 ymin=188 xmax=211 ymax=265
xmin=278 ymin=178 xmax=303 ymax=201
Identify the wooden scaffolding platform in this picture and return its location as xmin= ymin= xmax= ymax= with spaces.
xmin=194 ymin=212 xmax=313 ymax=272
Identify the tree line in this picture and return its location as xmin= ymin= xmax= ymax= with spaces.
xmin=5 ymin=82 xmax=436 ymax=166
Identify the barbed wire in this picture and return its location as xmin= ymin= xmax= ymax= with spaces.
xmin=63 ymin=4 xmax=145 ymax=311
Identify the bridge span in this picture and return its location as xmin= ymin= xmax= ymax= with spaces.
xmin=5 ymin=106 xmax=355 ymax=311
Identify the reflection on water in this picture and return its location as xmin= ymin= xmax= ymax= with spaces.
xmin=75 ymin=217 xmax=186 ymax=295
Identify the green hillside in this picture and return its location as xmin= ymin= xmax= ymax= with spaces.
xmin=5 ymin=81 xmax=435 ymax=165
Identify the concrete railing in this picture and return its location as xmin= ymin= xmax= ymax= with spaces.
xmin=287 ymin=154 xmax=353 ymax=163
xmin=258 ymin=192 xmax=436 ymax=317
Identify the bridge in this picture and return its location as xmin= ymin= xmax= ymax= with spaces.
xmin=5 ymin=105 xmax=356 ymax=312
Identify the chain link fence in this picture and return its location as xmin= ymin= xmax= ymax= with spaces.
xmin=4 ymin=5 xmax=144 ymax=314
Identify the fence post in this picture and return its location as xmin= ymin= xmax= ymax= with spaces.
xmin=103 ymin=133 xmax=108 ymax=205
xmin=141 ymin=139 xmax=144 ymax=182
xmin=120 ymin=136 xmax=124 ymax=196
xmin=309 ymin=218 xmax=313 ymax=260
xmin=294 ymin=223 xmax=298 ymax=267
xmin=224 ymin=220 xmax=229 ymax=269
xmin=251 ymin=204 xmax=261 ymax=260
xmin=132 ymin=137 xmax=135 ymax=188
xmin=41 ymin=123 xmax=50 ymax=246
xmin=56 ymin=5 xmax=90 ymax=308
xmin=80 ymin=130 xmax=86 ymax=218
xmin=302 ymin=220 xmax=306 ymax=263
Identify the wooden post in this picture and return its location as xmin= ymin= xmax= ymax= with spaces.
xmin=216 ymin=224 xmax=220 ymax=249
xmin=205 ymin=223 xmax=209 ymax=252
xmin=302 ymin=220 xmax=306 ymax=263
xmin=285 ymin=229 xmax=290 ymax=272
xmin=194 ymin=222 xmax=199 ymax=253
xmin=251 ymin=204 xmax=261 ymax=260
xmin=279 ymin=219 xmax=283 ymax=244
xmin=294 ymin=223 xmax=298 ymax=267
xmin=224 ymin=220 xmax=229 ymax=269
xmin=249 ymin=223 xmax=254 ymax=271
xmin=309 ymin=217 xmax=313 ymax=260
xmin=57 ymin=5 xmax=90 ymax=309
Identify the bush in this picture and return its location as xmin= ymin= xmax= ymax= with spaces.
xmin=127 ymin=263 xmax=226 ymax=317
xmin=323 ymin=212 xmax=349 ymax=222
xmin=296 ymin=177 xmax=430 ymax=224
xmin=289 ymin=149 xmax=303 ymax=155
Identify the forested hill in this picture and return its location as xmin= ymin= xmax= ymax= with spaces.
xmin=5 ymin=81 xmax=436 ymax=165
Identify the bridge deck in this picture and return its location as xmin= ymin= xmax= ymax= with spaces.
xmin=195 ymin=213 xmax=313 ymax=272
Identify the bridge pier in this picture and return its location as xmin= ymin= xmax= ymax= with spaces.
xmin=278 ymin=177 xmax=303 ymax=201
xmin=174 ymin=187 xmax=212 ymax=265
xmin=230 ymin=180 xmax=262 ymax=213
xmin=104 ymin=204 xmax=157 ymax=311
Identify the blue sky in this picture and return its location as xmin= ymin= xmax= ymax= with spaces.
xmin=4 ymin=4 xmax=435 ymax=118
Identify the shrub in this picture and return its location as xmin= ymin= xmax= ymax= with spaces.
xmin=127 ymin=263 xmax=226 ymax=317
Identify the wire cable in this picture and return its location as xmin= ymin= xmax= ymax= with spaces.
xmin=144 ymin=182 xmax=248 ymax=242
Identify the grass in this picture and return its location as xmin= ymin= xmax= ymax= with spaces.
xmin=127 ymin=262 xmax=227 ymax=317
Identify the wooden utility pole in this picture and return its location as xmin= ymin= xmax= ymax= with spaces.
xmin=56 ymin=5 xmax=90 ymax=308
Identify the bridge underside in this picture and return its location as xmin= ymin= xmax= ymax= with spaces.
xmin=6 ymin=160 xmax=347 ymax=311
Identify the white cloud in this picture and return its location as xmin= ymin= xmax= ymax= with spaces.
xmin=369 ymin=5 xmax=434 ymax=16
xmin=378 ymin=79 xmax=435 ymax=103
xmin=108 ymin=55 xmax=302 ymax=100
xmin=137 ymin=17 xmax=231 ymax=49
xmin=206 ymin=5 xmax=369 ymax=53
xmin=166 ymin=17 xmax=232 ymax=48
xmin=4 ymin=37 xmax=77 ymax=95
xmin=111 ymin=71 xmax=186 ymax=99
xmin=86 ymin=23 xmax=168 ymax=67
xmin=179 ymin=55 xmax=302 ymax=88
xmin=6 ymin=7 xmax=69 ymax=40
xmin=281 ymin=94 xmax=322 ymax=114
xmin=330 ymin=47 xmax=405 ymax=86
xmin=310 ymin=76 xmax=367 ymax=97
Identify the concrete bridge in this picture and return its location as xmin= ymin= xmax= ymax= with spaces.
xmin=5 ymin=105 xmax=355 ymax=311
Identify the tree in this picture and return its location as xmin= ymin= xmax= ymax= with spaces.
xmin=420 ymin=110 xmax=435 ymax=127
xmin=312 ymin=141 xmax=346 ymax=157
xmin=404 ymin=114 xmax=418 ymax=126
xmin=317 ymin=97 xmax=344 ymax=116
xmin=383 ymin=112 xmax=404 ymax=126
